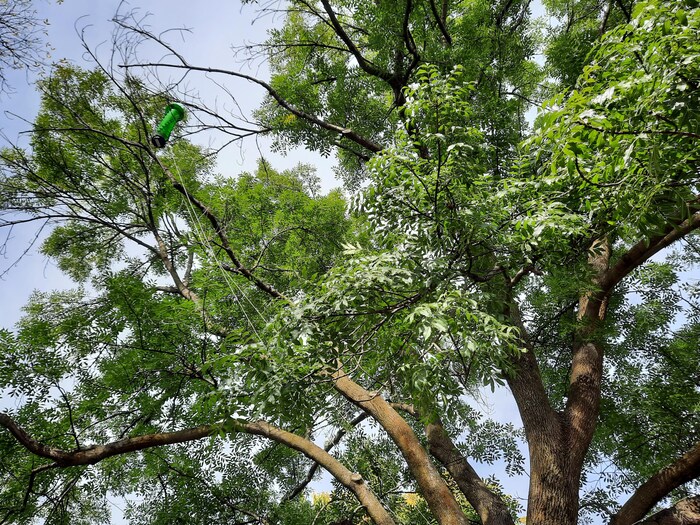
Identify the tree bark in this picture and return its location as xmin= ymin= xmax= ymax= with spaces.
xmin=332 ymin=369 xmax=471 ymax=525
xmin=612 ymin=442 xmax=700 ymax=525
xmin=506 ymin=339 xmax=577 ymax=524
xmin=506 ymin=238 xmax=612 ymax=525
xmin=425 ymin=420 xmax=516 ymax=525
xmin=632 ymin=495 xmax=700 ymax=525
xmin=0 ymin=414 xmax=397 ymax=525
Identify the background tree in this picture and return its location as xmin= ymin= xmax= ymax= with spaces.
xmin=1 ymin=1 xmax=699 ymax=525
xmin=0 ymin=0 xmax=55 ymax=94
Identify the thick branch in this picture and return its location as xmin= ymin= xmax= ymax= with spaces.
xmin=601 ymin=211 xmax=700 ymax=296
xmin=633 ymin=495 xmax=700 ymax=525
xmin=612 ymin=442 xmax=700 ymax=525
xmin=505 ymin=302 xmax=559 ymax=442
xmin=0 ymin=412 xmax=216 ymax=467
xmin=565 ymin=237 xmax=610 ymax=470
xmin=389 ymin=402 xmax=514 ymax=525
xmin=332 ymin=370 xmax=470 ymax=525
xmin=425 ymin=420 xmax=516 ymax=525
xmin=429 ymin=0 xmax=452 ymax=45
xmin=242 ymin=421 xmax=396 ymax=525
xmin=0 ymin=413 xmax=396 ymax=525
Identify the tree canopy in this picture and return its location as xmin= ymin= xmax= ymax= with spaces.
xmin=1 ymin=1 xmax=699 ymax=524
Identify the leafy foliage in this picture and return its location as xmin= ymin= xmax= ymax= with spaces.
xmin=1 ymin=1 xmax=700 ymax=525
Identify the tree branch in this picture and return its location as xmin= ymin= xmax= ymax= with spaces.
xmin=633 ymin=495 xmax=700 ymax=525
xmin=0 ymin=412 xmax=217 ymax=467
xmin=283 ymin=412 xmax=369 ymax=501
xmin=612 ymin=442 xmax=700 ymax=525
xmin=318 ymin=0 xmax=395 ymax=84
xmin=429 ymin=0 xmax=452 ymax=46
xmin=332 ymin=369 xmax=471 ymax=525
xmin=389 ymin=402 xmax=514 ymax=525
xmin=601 ymin=211 xmax=700 ymax=295
xmin=0 ymin=413 xmax=396 ymax=525
xmin=150 ymin=156 xmax=291 ymax=304
xmin=421 ymin=415 xmax=516 ymax=525
xmin=565 ymin=237 xmax=611 ymax=471
xmin=242 ymin=420 xmax=396 ymax=525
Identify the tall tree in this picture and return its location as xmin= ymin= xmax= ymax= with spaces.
xmin=1 ymin=1 xmax=699 ymax=525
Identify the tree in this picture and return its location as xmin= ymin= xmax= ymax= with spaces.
xmin=0 ymin=1 xmax=699 ymax=524
xmin=0 ymin=0 xmax=53 ymax=94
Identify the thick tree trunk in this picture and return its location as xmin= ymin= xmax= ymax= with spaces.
xmin=506 ymin=345 xmax=581 ymax=525
xmin=527 ymin=448 xmax=582 ymax=525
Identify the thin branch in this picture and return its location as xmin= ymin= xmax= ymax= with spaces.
xmin=428 ymin=0 xmax=452 ymax=46
xmin=319 ymin=0 xmax=395 ymax=84
xmin=114 ymin=20 xmax=382 ymax=154
xmin=152 ymin=156 xmax=291 ymax=303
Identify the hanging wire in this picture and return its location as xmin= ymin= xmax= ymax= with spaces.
xmin=163 ymin=147 xmax=270 ymax=342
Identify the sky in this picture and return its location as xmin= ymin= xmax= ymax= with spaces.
xmin=0 ymin=0 xmax=546 ymax=522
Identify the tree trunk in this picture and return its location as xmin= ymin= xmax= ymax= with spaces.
xmin=527 ymin=450 xmax=581 ymax=525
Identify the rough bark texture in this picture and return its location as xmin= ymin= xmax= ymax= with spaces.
xmin=333 ymin=370 xmax=471 ymax=525
xmin=506 ymin=343 xmax=577 ymax=525
xmin=633 ymin=496 xmax=700 ymax=525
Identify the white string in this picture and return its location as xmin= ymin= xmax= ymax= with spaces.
xmin=163 ymin=147 xmax=270 ymax=343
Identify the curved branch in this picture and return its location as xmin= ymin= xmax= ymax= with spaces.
xmin=401 ymin=0 xmax=421 ymax=80
xmin=0 ymin=413 xmax=396 ymax=525
xmin=332 ymin=369 xmax=471 ymax=525
xmin=113 ymin=18 xmax=382 ymax=154
xmin=233 ymin=420 xmax=397 ymax=525
xmin=389 ymin=404 xmax=514 ymax=525
xmin=319 ymin=0 xmax=395 ymax=84
xmin=283 ymin=412 xmax=369 ymax=501
xmin=633 ymin=495 xmax=700 ymax=525
xmin=611 ymin=442 xmax=700 ymax=525
xmin=601 ymin=210 xmax=700 ymax=296
xmin=0 ymin=412 xmax=217 ymax=467
xmin=123 ymin=60 xmax=383 ymax=155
